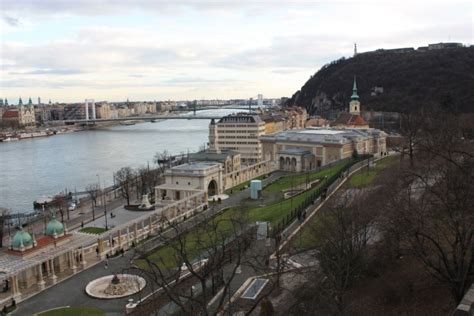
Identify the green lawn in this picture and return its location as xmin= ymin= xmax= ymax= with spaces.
xmin=264 ymin=160 xmax=352 ymax=192
xmin=348 ymin=155 xmax=397 ymax=188
xmin=79 ymin=227 xmax=107 ymax=234
xmin=136 ymin=208 xmax=238 ymax=269
xmin=37 ymin=306 xmax=104 ymax=316
xmin=226 ymin=175 xmax=267 ymax=194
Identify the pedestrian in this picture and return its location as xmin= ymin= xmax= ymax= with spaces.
xmin=81 ymin=221 xmax=84 ymax=228
xmin=95 ymin=247 xmax=99 ymax=257
xmin=105 ymin=259 xmax=109 ymax=269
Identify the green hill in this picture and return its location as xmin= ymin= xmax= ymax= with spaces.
xmin=286 ymin=47 xmax=474 ymax=115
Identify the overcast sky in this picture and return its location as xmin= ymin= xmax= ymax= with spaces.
xmin=1 ymin=0 xmax=472 ymax=103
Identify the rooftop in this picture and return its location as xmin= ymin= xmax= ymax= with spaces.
xmin=172 ymin=161 xmax=220 ymax=171
xmin=190 ymin=150 xmax=239 ymax=162
xmin=261 ymin=127 xmax=384 ymax=145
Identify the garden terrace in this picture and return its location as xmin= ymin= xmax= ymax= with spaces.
xmin=136 ymin=158 xmax=362 ymax=270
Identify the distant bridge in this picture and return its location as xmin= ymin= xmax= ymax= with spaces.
xmin=64 ymin=115 xmax=224 ymax=124
xmin=63 ymin=103 xmax=266 ymax=124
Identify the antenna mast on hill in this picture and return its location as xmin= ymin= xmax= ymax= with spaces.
xmin=354 ymin=43 xmax=358 ymax=56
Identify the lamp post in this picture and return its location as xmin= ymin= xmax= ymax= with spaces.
xmin=104 ymin=180 xmax=108 ymax=230
xmin=97 ymin=175 xmax=108 ymax=230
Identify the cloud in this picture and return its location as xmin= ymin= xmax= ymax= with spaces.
xmin=9 ymin=69 xmax=83 ymax=75
xmin=162 ymin=76 xmax=245 ymax=85
xmin=2 ymin=14 xmax=20 ymax=26
xmin=214 ymin=34 xmax=349 ymax=70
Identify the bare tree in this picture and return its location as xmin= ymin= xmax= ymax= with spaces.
xmin=137 ymin=167 xmax=161 ymax=196
xmin=0 ymin=208 xmax=8 ymax=248
xmin=115 ymin=167 xmax=136 ymax=206
xmin=86 ymin=183 xmax=100 ymax=220
xmin=307 ymin=192 xmax=376 ymax=312
xmin=397 ymin=110 xmax=424 ymax=167
xmin=50 ymin=195 xmax=68 ymax=222
xmin=382 ymin=106 xmax=474 ymax=303
xmin=131 ymin=208 xmax=254 ymax=315
xmin=153 ymin=150 xmax=171 ymax=175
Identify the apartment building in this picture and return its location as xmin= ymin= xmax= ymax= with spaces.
xmin=209 ymin=114 xmax=266 ymax=163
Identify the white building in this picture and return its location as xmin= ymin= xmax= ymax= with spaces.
xmin=209 ymin=114 xmax=266 ymax=163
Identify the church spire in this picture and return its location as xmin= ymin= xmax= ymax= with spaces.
xmin=351 ymin=76 xmax=359 ymax=101
xmin=18 ymin=97 xmax=23 ymax=106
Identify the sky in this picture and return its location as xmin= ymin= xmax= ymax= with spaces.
xmin=0 ymin=0 xmax=472 ymax=103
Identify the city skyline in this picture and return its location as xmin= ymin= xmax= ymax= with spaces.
xmin=1 ymin=0 xmax=472 ymax=103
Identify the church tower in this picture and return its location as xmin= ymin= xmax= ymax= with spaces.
xmin=349 ymin=77 xmax=361 ymax=115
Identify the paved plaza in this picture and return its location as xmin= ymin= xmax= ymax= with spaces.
xmin=15 ymin=251 xmax=140 ymax=315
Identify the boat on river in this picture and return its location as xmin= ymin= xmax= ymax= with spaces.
xmin=120 ymin=121 xmax=136 ymax=126
xmin=1 ymin=137 xmax=19 ymax=142
xmin=33 ymin=196 xmax=54 ymax=209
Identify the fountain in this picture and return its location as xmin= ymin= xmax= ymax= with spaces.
xmin=85 ymin=274 xmax=146 ymax=299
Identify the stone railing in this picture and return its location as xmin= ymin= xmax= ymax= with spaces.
xmin=454 ymin=284 xmax=474 ymax=316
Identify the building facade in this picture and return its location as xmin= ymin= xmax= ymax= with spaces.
xmin=209 ymin=114 xmax=266 ymax=163
xmin=261 ymin=128 xmax=387 ymax=172
xmin=1 ymin=105 xmax=35 ymax=128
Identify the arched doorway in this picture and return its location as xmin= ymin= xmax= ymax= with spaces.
xmin=279 ymin=157 xmax=285 ymax=170
xmin=208 ymin=180 xmax=218 ymax=197
xmin=291 ymin=158 xmax=297 ymax=172
xmin=285 ymin=157 xmax=290 ymax=171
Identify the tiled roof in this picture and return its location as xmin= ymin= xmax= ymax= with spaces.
xmin=2 ymin=110 xmax=19 ymax=119
xmin=332 ymin=112 xmax=367 ymax=126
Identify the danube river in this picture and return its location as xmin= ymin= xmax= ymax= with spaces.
xmin=0 ymin=109 xmax=237 ymax=213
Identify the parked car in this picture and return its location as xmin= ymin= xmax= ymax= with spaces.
xmin=67 ymin=202 xmax=77 ymax=211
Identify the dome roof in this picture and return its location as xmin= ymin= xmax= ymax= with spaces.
xmin=11 ymin=229 xmax=33 ymax=251
xmin=46 ymin=215 xmax=64 ymax=236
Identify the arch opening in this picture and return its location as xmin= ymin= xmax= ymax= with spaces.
xmin=208 ymin=180 xmax=218 ymax=197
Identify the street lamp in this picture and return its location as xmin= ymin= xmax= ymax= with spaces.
xmin=104 ymin=181 xmax=108 ymax=230
xmin=97 ymin=175 xmax=108 ymax=230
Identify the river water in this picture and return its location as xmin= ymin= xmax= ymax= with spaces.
xmin=0 ymin=109 xmax=237 ymax=213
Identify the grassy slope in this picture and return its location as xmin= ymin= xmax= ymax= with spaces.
xmin=226 ymin=175 xmax=266 ymax=194
xmin=348 ymin=155 xmax=397 ymax=188
xmin=295 ymin=155 xmax=398 ymax=250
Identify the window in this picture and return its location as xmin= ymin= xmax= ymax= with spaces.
xmin=176 ymin=181 xmax=179 ymax=185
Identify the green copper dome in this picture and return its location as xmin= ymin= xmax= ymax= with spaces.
xmin=11 ymin=229 xmax=33 ymax=251
xmin=46 ymin=215 xmax=64 ymax=236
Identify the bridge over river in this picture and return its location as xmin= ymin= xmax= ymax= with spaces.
xmin=64 ymin=115 xmax=223 ymax=124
